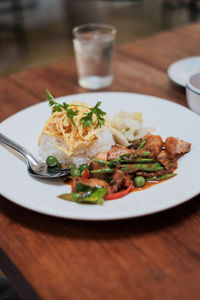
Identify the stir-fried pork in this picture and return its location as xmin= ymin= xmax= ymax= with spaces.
xmin=143 ymin=134 xmax=163 ymax=155
xmin=107 ymin=145 xmax=133 ymax=160
xmin=89 ymin=161 xmax=105 ymax=179
xmin=72 ymin=171 xmax=131 ymax=195
xmin=107 ymin=144 xmax=152 ymax=161
xmin=156 ymin=150 xmax=177 ymax=171
xmin=165 ymin=137 xmax=191 ymax=155
xmin=107 ymin=134 xmax=164 ymax=161
xmin=69 ymin=134 xmax=191 ymax=201
xmin=136 ymin=169 xmax=173 ymax=178
xmin=111 ymin=169 xmax=132 ymax=193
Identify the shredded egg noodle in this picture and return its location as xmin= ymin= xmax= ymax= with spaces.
xmin=38 ymin=102 xmax=107 ymax=156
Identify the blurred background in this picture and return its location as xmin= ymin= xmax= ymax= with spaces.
xmin=0 ymin=0 xmax=200 ymax=77
xmin=0 ymin=1 xmax=200 ymax=299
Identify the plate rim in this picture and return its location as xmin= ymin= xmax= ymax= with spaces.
xmin=1 ymin=186 xmax=199 ymax=221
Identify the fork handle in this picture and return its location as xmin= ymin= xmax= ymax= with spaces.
xmin=0 ymin=132 xmax=38 ymax=165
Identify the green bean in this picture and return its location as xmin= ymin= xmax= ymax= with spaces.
xmin=120 ymin=166 xmax=137 ymax=173
xmin=146 ymin=176 xmax=158 ymax=181
xmin=120 ymin=151 xmax=150 ymax=159
xmin=159 ymin=173 xmax=177 ymax=180
xmin=91 ymin=168 xmax=114 ymax=174
xmin=140 ymin=151 xmax=151 ymax=157
xmin=137 ymin=139 xmax=146 ymax=149
xmin=59 ymin=187 xmax=107 ymax=205
xmin=120 ymin=163 xmax=164 ymax=172
xmin=110 ymin=159 xmax=122 ymax=164
xmin=134 ymin=176 xmax=146 ymax=187
xmin=134 ymin=163 xmax=163 ymax=171
xmin=132 ymin=158 xmax=155 ymax=163
xmin=93 ymin=159 xmax=112 ymax=166
xmin=94 ymin=151 xmax=153 ymax=167
xmin=106 ymin=151 xmax=152 ymax=165
xmin=146 ymin=173 xmax=177 ymax=181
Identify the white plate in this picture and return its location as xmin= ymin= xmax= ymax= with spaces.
xmin=0 ymin=92 xmax=200 ymax=220
xmin=168 ymin=56 xmax=200 ymax=87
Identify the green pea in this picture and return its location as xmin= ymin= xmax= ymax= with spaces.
xmin=134 ymin=176 xmax=146 ymax=187
xmin=71 ymin=168 xmax=81 ymax=177
xmin=46 ymin=155 xmax=58 ymax=167
xmin=79 ymin=163 xmax=89 ymax=172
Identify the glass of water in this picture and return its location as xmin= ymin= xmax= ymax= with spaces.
xmin=72 ymin=23 xmax=116 ymax=90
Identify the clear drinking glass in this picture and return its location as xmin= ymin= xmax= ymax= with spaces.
xmin=72 ymin=23 xmax=116 ymax=90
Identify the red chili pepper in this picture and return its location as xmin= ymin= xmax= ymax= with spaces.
xmin=104 ymin=183 xmax=132 ymax=201
xmin=82 ymin=168 xmax=89 ymax=179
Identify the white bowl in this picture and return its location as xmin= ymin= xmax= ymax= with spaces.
xmin=186 ymin=73 xmax=200 ymax=114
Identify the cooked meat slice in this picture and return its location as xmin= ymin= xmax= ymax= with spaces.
xmin=107 ymin=145 xmax=152 ymax=161
xmin=111 ymin=169 xmax=132 ymax=193
xmin=89 ymin=161 xmax=101 ymax=171
xmin=123 ymin=174 xmax=132 ymax=187
xmin=136 ymin=170 xmax=173 ymax=178
xmin=143 ymin=134 xmax=163 ymax=155
xmin=121 ymin=165 xmax=138 ymax=174
xmin=72 ymin=177 xmax=111 ymax=193
xmin=156 ymin=150 xmax=169 ymax=161
xmin=165 ymin=137 xmax=191 ymax=155
xmin=107 ymin=145 xmax=132 ymax=160
xmin=94 ymin=151 xmax=107 ymax=160
xmin=156 ymin=150 xmax=178 ymax=171
xmin=111 ymin=169 xmax=124 ymax=193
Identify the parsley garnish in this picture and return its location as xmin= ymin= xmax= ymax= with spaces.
xmin=66 ymin=108 xmax=79 ymax=126
xmin=80 ymin=101 xmax=106 ymax=128
xmin=46 ymin=89 xmax=106 ymax=128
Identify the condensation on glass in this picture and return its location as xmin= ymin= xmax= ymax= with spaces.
xmin=73 ymin=23 xmax=116 ymax=90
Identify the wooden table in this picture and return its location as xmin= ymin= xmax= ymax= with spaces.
xmin=0 ymin=22 xmax=200 ymax=300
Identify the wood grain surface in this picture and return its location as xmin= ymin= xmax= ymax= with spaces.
xmin=0 ymin=22 xmax=200 ymax=300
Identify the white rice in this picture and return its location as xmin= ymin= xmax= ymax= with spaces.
xmin=38 ymin=127 xmax=115 ymax=167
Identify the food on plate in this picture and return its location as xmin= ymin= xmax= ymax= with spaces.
xmin=39 ymin=91 xmax=191 ymax=205
xmin=110 ymin=111 xmax=155 ymax=146
xmin=59 ymin=133 xmax=191 ymax=205
xmin=38 ymin=90 xmax=153 ymax=167
xmin=38 ymin=90 xmax=115 ymax=167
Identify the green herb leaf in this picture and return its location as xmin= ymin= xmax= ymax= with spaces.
xmin=46 ymin=90 xmax=79 ymax=125
xmin=52 ymin=106 xmax=63 ymax=113
xmin=46 ymin=90 xmax=106 ymax=129
xmin=46 ymin=90 xmax=63 ymax=113
xmin=92 ymin=101 xmax=106 ymax=128
xmin=80 ymin=101 xmax=106 ymax=128
xmin=80 ymin=111 xmax=94 ymax=128
xmin=62 ymin=102 xmax=69 ymax=110
xmin=46 ymin=89 xmax=56 ymax=105
xmin=67 ymin=108 xmax=79 ymax=126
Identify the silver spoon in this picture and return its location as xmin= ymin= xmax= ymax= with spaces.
xmin=0 ymin=132 xmax=71 ymax=178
